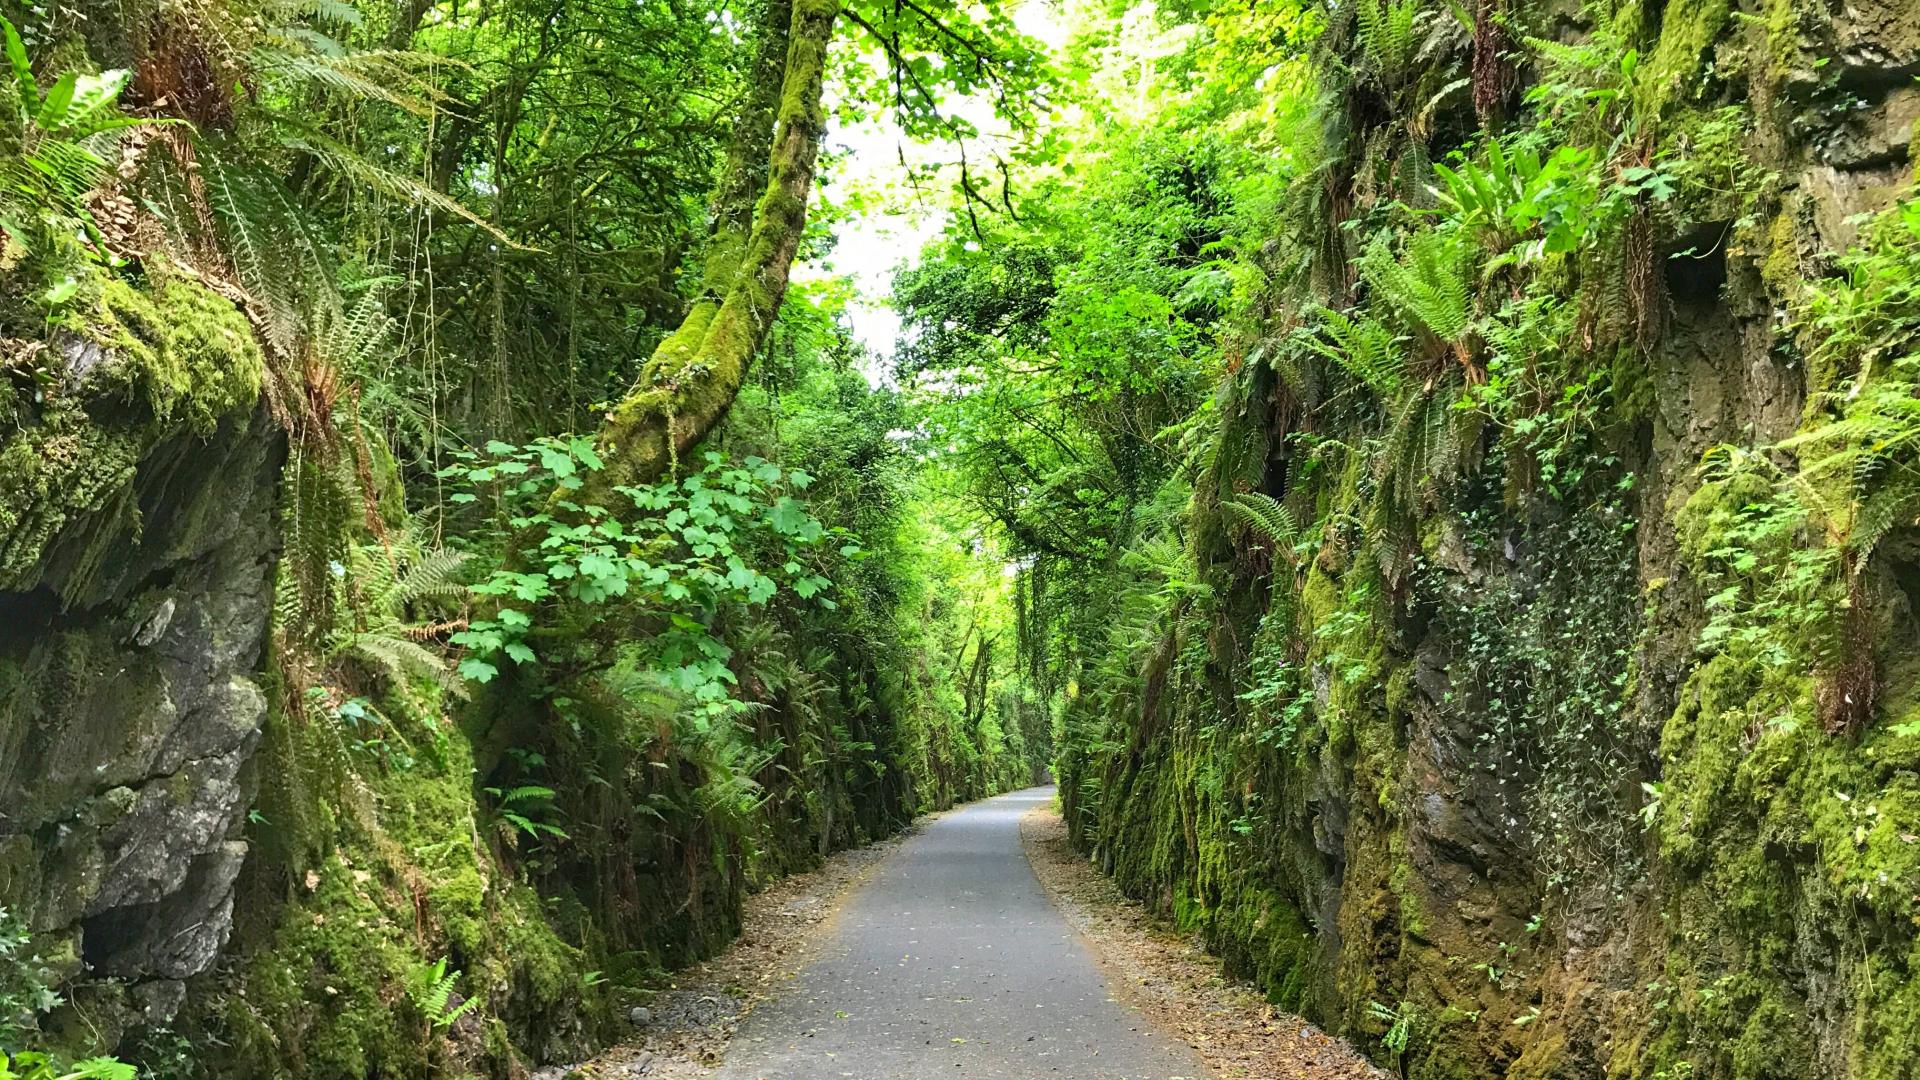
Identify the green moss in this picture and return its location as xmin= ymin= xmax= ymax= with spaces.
xmin=90 ymin=276 xmax=266 ymax=436
xmin=1636 ymin=0 xmax=1733 ymax=119
xmin=201 ymin=682 xmax=605 ymax=1079
xmin=0 ymin=270 xmax=265 ymax=592
xmin=1758 ymin=210 xmax=1801 ymax=296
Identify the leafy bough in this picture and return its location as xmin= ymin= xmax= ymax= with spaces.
xmin=443 ymin=439 xmax=859 ymax=719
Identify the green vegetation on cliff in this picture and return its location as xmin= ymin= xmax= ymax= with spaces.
xmin=3 ymin=0 xmax=1919 ymax=1075
xmin=895 ymin=0 xmax=1920 ymax=1077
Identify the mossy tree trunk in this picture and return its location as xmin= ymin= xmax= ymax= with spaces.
xmin=474 ymin=0 xmax=839 ymax=773
xmin=578 ymin=0 xmax=839 ymax=501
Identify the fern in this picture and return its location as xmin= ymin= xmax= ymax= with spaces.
xmin=1367 ymin=383 xmax=1468 ymax=530
xmin=132 ymin=9 xmax=500 ymax=353
xmin=330 ymin=523 xmax=470 ymax=696
xmin=251 ymin=49 xmax=456 ymax=119
xmin=406 ymin=957 xmax=481 ymax=1030
xmin=282 ymin=130 xmax=520 ymax=246
xmin=1379 ymin=386 xmax=1429 ymax=499
xmin=1355 ymin=0 xmax=1421 ymax=86
xmin=394 ymin=546 xmax=473 ymax=602
xmin=0 ymin=16 xmax=163 ymax=257
xmin=1300 ymin=306 xmax=1406 ymax=396
xmin=484 ymin=784 xmax=570 ymax=840
xmin=277 ymin=0 xmax=368 ymax=28
xmin=1360 ymin=230 xmax=1473 ymax=345
xmin=344 ymin=634 xmax=467 ymax=698
xmin=187 ymin=149 xmax=337 ymax=353
xmin=1223 ymin=492 xmax=1302 ymax=555
xmin=1251 ymin=331 xmax=1321 ymax=402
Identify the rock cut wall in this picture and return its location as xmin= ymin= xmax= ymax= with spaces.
xmin=1058 ymin=1 xmax=1920 ymax=1076
xmin=0 ymin=276 xmax=278 ymax=1031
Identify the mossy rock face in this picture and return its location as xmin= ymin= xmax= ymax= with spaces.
xmin=0 ymin=267 xmax=278 ymax=1052
xmin=188 ymin=712 xmax=609 ymax=1080
xmin=1057 ymin=0 xmax=1920 ymax=1077
xmin=0 ymin=272 xmax=267 ymax=600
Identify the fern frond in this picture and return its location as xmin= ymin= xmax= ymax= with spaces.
xmin=1850 ymin=483 xmax=1917 ymax=560
xmin=496 ymin=785 xmax=557 ymax=804
xmin=1355 ymin=0 xmax=1421 ymax=84
xmin=396 ymin=547 xmax=471 ymax=602
xmin=1419 ymin=389 xmax=1461 ymax=488
xmin=405 ymin=955 xmax=478 ymax=1028
xmin=1223 ymin=492 xmax=1301 ymax=550
xmin=345 ymin=634 xmax=468 ymax=698
xmin=1361 ymin=231 xmax=1473 ymax=345
xmin=253 ymin=49 xmax=453 ymax=117
xmin=441 ymin=992 xmax=481 ymax=1026
xmin=1300 ymin=307 xmax=1406 ymax=396
xmin=267 ymin=0 xmax=367 ymax=28
xmin=283 ymin=130 xmax=523 ymax=247
xmin=198 ymin=151 xmax=341 ymax=351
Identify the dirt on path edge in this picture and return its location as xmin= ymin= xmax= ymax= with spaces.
xmin=1018 ymin=800 xmax=1388 ymax=1080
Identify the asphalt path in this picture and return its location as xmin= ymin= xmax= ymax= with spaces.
xmin=714 ymin=787 xmax=1209 ymax=1080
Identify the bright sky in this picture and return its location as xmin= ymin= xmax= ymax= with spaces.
xmin=795 ymin=1 xmax=1072 ymax=371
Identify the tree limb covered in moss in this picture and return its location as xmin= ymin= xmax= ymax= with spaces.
xmin=579 ymin=0 xmax=840 ymax=500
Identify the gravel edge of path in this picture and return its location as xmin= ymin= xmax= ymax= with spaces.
xmin=1018 ymin=801 xmax=1389 ymax=1080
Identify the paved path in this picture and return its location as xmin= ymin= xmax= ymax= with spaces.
xmin=715 ymin=787 xmax=1209 ymax=1080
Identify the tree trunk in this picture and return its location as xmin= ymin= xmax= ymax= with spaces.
xmin=472 ymin=0 xmax=839 ymax=774
xmin=579 ymin=0 xmax=839 ymax=501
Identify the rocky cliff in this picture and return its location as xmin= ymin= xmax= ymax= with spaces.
xmin=1059 ymin=0 xmax=1920 ymax=1076
xmin=0 ymin=275 xmax=277 ymax=1039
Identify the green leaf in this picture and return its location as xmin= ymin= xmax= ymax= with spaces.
xmin=41 ymin=276 xmax=77 ymax=306
xmin=571 ymin=438 xmax=604 ymax=471
xmin=35 ymin=71 xmax=75 ymax=129
xmin=4 ymin=16 xmax=39 ymax=120
xmin=540 ymin=446 xmax=577 ymax=478
xmin=63 ymin=1059 xmax=137 ymax=1080
xmin=769 ymin=497 xmax=811 ymax=535
xmin=458 ymin=658 xmax=498 ymax=683
xmin=62 ymin=69 xmax=130 ymax=128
